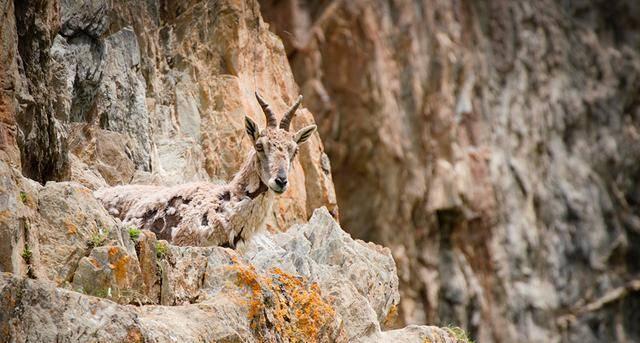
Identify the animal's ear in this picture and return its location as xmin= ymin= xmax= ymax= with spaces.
xmin=245 ymin=116 xmax=259 ymax=142
xmin=294 ymin=124 xmax=317 ymax=144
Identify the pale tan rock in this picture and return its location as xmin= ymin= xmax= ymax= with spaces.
xmin=262 ymin=1 xmax=640 ymax=342
xmin=67 ymin=124 xmax=137 ymax=187
xmin=158 ymin=245 xmax=214 ymax=305
xmin=34 ymin=182 xmax=121 ymax=284
xmin=72 ymin=245 xmax=145 ymax=304
xmin=135 ymin=230 xmax=161 ymax=303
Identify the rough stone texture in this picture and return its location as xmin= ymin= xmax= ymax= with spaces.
xmin=67 ymin=124 xmax=137 ymax=188
xmin=246 ymin=207 xmax=400 ymax=340
xmin=5 ymin=0 xmax=639 ymax=342
xmin=13 ymin=0 xmax=70 ymax=183
xmin=0 ymin=207 xmax=460 ymax=342
xmin=34 ymin=181 xmax=129 ymax=284
xmin=95 ymin=26 xmax=152 ymax=170
xmin=0 ymin=156 xmax=35 ymax=278
xmin=261 ymin=0 xmax=640 ymax=342
xmin=158 ymin=244 xmax=215 ymax=306
xmin=72 ymin=245 xmax=145 ymax=304
xmin=0 ymin=1 xmax=21 ymax=166
xmin=136 ymin=230 xmax=161 ymax=303
xmin=4 ymin=0 xmax=337 ymax=230
xmin=0 ymin=275 xmax=143 ymax=343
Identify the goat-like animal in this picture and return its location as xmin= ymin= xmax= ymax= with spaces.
xmin=95 ymin=93 xmax=316 ymax=248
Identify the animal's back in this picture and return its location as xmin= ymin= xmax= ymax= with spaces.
xmin=95 ymin=182 xmax=227 ymax=243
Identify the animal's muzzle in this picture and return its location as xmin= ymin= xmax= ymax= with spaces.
xmin=274 ymin=176 xmax=288 ymax=188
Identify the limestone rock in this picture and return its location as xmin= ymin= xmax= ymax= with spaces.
xmin=67 ymin=124 xmax=137 ymax=188
xmin=159 ymin=245 xmax=216 ymax=306
xmin=246 ymin=207 xmax=400 ymax=340
xmin=0 ymin=206 xmax=449 ymax=343
xmin=33 ymin=181 xmax=121 ymax=284
xmin=60 ymin=0 xmax=109 ymax=38
xmin=135 ymin=230 xmax=161 ymax=303
xmin=95 ymin=27 xmax=151 ymax=170
xmin=0 ymin=157 xmax=36 ymax=278
xmin=72 ymin=245 xmax=145 ymax=304
xmin=0 ymin=276 xmax=143 ymax=343
xmin=261 ymin=0 xmax=640 ymax=341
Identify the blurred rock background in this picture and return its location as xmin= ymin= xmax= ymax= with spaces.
xmin=260 ymin=0 xmax=640 ymax=342
xmin=1 ymin=0 xmax=640 ymax=342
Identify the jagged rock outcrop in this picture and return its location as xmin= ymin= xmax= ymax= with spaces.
xmin=6 ymin=0 xmax=639 ymax=342
xmin=2 ymin=0 xmax=337 ymax=232
xmin=260 ymin=0 xmax=640 ymax=342
xmin=0 ymin=0 xmax=467 ymax=341
xmin=0 ymin=198 xmax=460 ymax=342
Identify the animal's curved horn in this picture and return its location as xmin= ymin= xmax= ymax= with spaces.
xmin=279 ymin=95 xmax=303 ymax=131
xmin=255 ymin=92 xmax=277 ymax=128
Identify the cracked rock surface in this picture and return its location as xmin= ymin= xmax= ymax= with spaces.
xmin=0 ymin=181 xmax=458 ymax=343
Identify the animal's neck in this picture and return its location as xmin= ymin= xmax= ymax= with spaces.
xmin=225 ymin=151 xmax=274 ymax=246
xmin=230 ymin=151 xmax=270 ymax=200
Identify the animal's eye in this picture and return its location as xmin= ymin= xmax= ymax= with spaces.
xmin=255 ymin=143 xmax=264 ymax=152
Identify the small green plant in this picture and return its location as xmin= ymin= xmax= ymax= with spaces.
xmin=19 ymin=191 xmax=27 ymax=204
xmin=21 ymin=244 xmax=35 ymax=278
xmin=94 ymin=287 xmax=111 ymax=298
xmin=446 ymin=325 xmax=474 ymax=343
xmin=21 ymin=245 xmax=32 ymax=262
xmin=88 ymin=229 xmax=109 ymax=248
xmin=128 ymin=227 xmax=142 ymax=241
xmin=155 ymin=242 xmax=168 ymax=259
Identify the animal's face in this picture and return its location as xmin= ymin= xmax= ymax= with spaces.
xmin=245 ymin=93 xmax=316 ymax=194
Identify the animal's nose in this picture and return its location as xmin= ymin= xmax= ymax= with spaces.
xmin=275 ymin=176 xmax=288 ymax=188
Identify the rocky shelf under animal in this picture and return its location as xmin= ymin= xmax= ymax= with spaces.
xmin=0 ymin=160 xmax=464 ymax=342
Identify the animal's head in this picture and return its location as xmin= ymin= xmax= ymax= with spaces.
xmin=245 ymin=92 xmax=316 ymax=194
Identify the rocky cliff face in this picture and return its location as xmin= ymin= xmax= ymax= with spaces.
xmin=0 ymin=0 xmax=464 ymax=342
xmin=260 ymin=0 xmax=640 ymax=342
xmin=2 ymin=0 xmax=639 ymax=342
xmin=2 ymin=0 xmax=337 ymax=229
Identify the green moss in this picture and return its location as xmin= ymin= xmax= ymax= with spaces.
xmin=21 ymin=245 xmax=32 ymax=262
xmin=128 ymin=227 xmax=141 ymax=241
xmin=88 ymin=229 xmax=109 ymax=248
xmin=19 ymin=191 xmax=27 ymax=204
xmin=94 ymin=287 xmax=111 ymax=298
xmin=446 ymin=326 xmax=474 ymax=343
xmin=155 ymin=242 xmax=168 ymax=259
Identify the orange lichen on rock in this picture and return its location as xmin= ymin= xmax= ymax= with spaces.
xmin=227 ymin=256 xmax=264 ymax=320
xmin=64 ymin=219 xmax=77 ymax=235
xmin=108 ymin=246 xmax=119 ymax=257
xmin=88 ymin=257 xmax=100 ymax=269
xmin=125 ymin=327 xmax=144 ymax=343
xmin=383 ymin=304 xmax=398 ymax=328
xmin=226 ymin=257 xmax=342 ymax=342
xmin=110 ymin=254 xmax=131 ymax=285
xmin=272 ymin=268 xmax=337 ymax=341
xmin=0 ymin=210 xmax=12 ymax=221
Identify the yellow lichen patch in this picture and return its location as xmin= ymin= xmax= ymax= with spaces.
xmin=110 ymin=254 xmax=131 ymax=285
xmin=382 ymin=304 xmax=398 ymax=328
xmin=271 ymin=268 xmax=336 ymax=341
xmin=108 ymin=246 xmax=119 ymax=257
xmin=64 ymin=219 xmax=78 ymax=235
xmin=226 ymin=257 xmax=340 ymax=342
xmin=227 ymin=256 xmax=264 ymax=321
